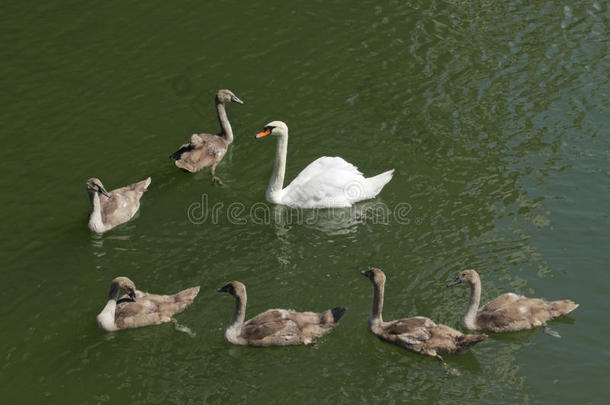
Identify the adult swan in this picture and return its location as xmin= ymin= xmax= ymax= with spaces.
xmin=255 ymin=121 xmax=394 ymax=208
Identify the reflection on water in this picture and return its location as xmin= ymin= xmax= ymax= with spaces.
xmin=271 ymin=204 xmax=364 ymax=234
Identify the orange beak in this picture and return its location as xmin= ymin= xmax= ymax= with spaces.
xmin=255 ymin=128 xmax=271 ymax=139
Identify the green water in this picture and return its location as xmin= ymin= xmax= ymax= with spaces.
xmin=1 ymin=1 xmax=609 ymax=403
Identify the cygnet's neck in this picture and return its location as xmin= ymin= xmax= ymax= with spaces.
xmin=97 ymin=282 xmax=121 ymax=331
xmin=229 ymin=291 xmax=247 ymax=328
xmin=369 ymin=279 xmax=385 ymax=328
xmin=88 ymin=192 xmax=105 ymax=232
xmin=463 ymin=278 xmax=481 ymax=330
xmin=216 ymin=99 xmax=234 ymax=144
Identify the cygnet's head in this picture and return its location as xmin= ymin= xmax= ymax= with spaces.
xmin=111 ymin=276 xmax=137 ymax=300
xmin=447 ymin=269 xmax=480 ymax=287
xmin=360 ymin=267 xmax=386 ymax=285
xmin=217 ymin=281 xmax=247 ymax=297
xmin=86 ymin=178 xmax=111 ymax=198
xmin=216 ymin=89 xmax=244 ymax=104
xmin=255 ymin=121 xmax=288 ymax=138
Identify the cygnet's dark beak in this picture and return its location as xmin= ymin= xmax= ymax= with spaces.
xmin=360 ymin=270 xmax=369 ymax=277
xmin=231 ymin=95 xmax=244 ymax=104
xmin=217 ymin=284 xmax=230 ymax=293
xmin=128 ymin=290 xmax=136 ymax=300
xmin=447 ymin=277 xmax=462 ymax=287
xmin=100 ymin=186 xmax=112 ymax=198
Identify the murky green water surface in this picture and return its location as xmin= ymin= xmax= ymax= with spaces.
xmin=1 ymin=1 xmax=609 ymax=403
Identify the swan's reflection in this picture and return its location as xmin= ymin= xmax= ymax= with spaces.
xmin=267 ymin=202 xmax=391 ymax=265
xmin=270 ymin=201 xmax=393 ymax=236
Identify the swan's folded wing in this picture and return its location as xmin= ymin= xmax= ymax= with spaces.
xmin=136 ymin=289 xmax=199 ymax=317
xmin=478 ymin=294 xmax=550 ymax=328
xmin=192 ymin=134 xmax=227 ymax=156
xmin=116 ymin=299 xmax=158 ymax=316
xmin=114 ymin=299 xmax=164 ymax=329
xmin=289 ymin=157 xmax=362 ymax=186
xmin=477 ymin=294 xmax=523 ymax=324
xmin=171 ymin=133 xmax=226 ymax=164
xmin=285 ymin=310 xmax=323 ymax=326
xmin=116 ymin=312 xmax=167 ymax=329
xmin=480 ymin=293 xmax=523 ymax=313
xmin=242 ymin=310 xmax=299 ymax=340
xmin=386 ymin=317 xmax=435 ymax=344
xmin=282 ymin=157 xmax=368 ymax=207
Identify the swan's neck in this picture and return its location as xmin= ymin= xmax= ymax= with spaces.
xmin=216 ymin=100 xmax=233 ymax=144
xmin=97 ymin=283 xmax=120 ymax=331
xmin=266 ymin=134 xmax=288 ymax=203
xmin=88 ymin=192 xmax=105 ymax=232
xmin=463 ymin=279 xmax=481 ymax=330
xmin=369 ymin=280 xmax=384 ymax=328
xmin=229 ymin=292 xmax=247 ymax=328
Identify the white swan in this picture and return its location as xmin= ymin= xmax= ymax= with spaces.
xmin=255 ymin=121 xmax=394 ymax=208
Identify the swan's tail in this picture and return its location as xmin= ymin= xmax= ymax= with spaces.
xmin=364 ymin=169 xmax=394 ymax=198
xmin=321 ymin=307 xmax=347 ymax=324
xmin=330 ymin=307 xmax=347 ymax=323
xmin=165 ymin=286 xmax=200 ymax=318
xmin=141 ymin=177 xmax=152 ymax=190
xmin=175 ymin=286 xmax=200 ymax=304
xmin=131 ymin=177 xmax=151 ymax=193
